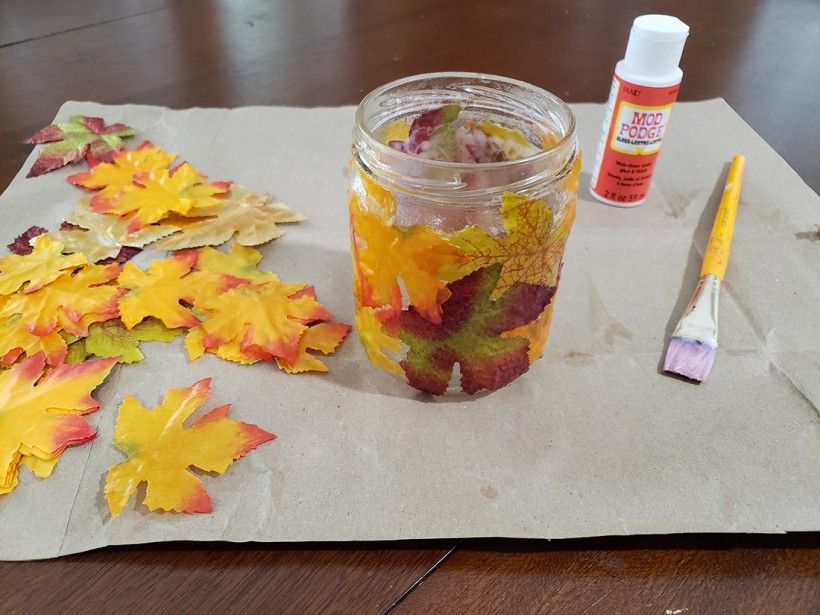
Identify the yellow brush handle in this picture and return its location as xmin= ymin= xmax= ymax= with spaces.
xmin=701 ymin=154 xmax=745 ymax=279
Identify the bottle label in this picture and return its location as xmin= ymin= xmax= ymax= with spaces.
xmin=590 ymin=75 xmax=680 ymax=206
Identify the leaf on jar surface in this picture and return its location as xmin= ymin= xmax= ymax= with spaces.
xmin=349 ymin=195 xmax=465 ymax=324
xmin=354 ymin=305 xmax=402 ymax=376
xmin=394 ymin=264 xmax=554 ymax=395
xmin=452 ymin=192 xmax=572 ymax=299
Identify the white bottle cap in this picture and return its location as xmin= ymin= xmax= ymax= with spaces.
xmin=623 ymin=15 xmax=689 ymax=79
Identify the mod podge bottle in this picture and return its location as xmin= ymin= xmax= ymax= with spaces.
xmin=590 ymin=15 xmax=689 ymax=206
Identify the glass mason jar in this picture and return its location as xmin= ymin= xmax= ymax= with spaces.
xmin=349 ymin=72 xmax=579 ymax=395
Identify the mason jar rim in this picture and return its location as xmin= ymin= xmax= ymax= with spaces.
xmin=354 ymin=71 xmax=577 ymax=172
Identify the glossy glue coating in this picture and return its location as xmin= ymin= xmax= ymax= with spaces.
xmin=590 ymin=15 xmax=689 ymax=206
xmin=349 ymin=73 xmax=580 ymax=395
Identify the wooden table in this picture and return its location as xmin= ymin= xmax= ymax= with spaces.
xmin=1 ymin=1 xmax=818 ymax=612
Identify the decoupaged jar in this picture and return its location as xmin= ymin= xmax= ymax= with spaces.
xmin=349 ymin=73 xmax=579 ymax=395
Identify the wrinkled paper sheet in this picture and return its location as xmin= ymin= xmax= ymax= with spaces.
xmin=0 ymin=100 xmax=817 ymax=561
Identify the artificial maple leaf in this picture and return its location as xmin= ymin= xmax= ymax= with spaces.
xmin=184 ymin=328 xmax=258 ymax=365
xmin=7 ymin=226 xmax=48 ymax=256
xmin=177 ymin=244 xmax=275 ymax=308
xmin=502 ymin=301 xmax=556 ymax=363
xmin=156 ymin=185 xmax=305 ymax=250
xmin=354 ymin=305 xmax=402 ymax=375
xmin=394 ymin=264 xmax=555 ymax=395
xmin=0 ymin=353 xmax=116 ymax=494
xmin=24 ymin=116 xmax=136 ymax=177
xmin=64 ymin=338 xmax=89 ymax=364
xmin=190 ymin=244 xmax=276 ymax=284
xmin=110 ymin=246 xmax=143 ymax=264
xmin=351 ymin=169 xmax=398 ymax=219
xmin=276 ymin=322 xmax=351 ymax=373
xmin=91 ymin=162 xmax=229 ymax=231
xmin=76 ymin=318 xmax=185 ymax=364
xmin=104 ymin=378 xmax=275 ymax=515
xmin=68 ymin=141 xmax=176 ymax=198
xmin=51 ymin=198 xmax=179 ymax=262
xmin=0 ymin=235 xmax=87 ymax=295
xmin=349 ymin=195 xmax=466 ymax=323
xmin=117 ymin=253 xmax=201 ymax=329
xmin=452 ymin=192 xmax=573 ymax=299
xmin=0 ymin=315 xmax=68 ymax=366
xmin=189 ymin=279 xmax=332 ymax=364
xmin=388 ymin=104 xmax=462 ymax=158
xmin=380 ymin=120 xmax=410 ymax=144
xmin=0 ymin=264 xmax=123 ymax=336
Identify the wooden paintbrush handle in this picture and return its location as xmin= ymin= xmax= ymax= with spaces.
xmin=701 ymin=154 xmax=745 ymax=279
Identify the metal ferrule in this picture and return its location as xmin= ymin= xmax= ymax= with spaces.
xmin=672 ymin=273 xmax=720 ymax=347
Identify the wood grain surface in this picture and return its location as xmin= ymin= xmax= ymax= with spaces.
xmin=0 ymin=1 xmax=817 ymax=613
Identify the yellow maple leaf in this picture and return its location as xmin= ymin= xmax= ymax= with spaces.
xmin=104 ymin=378 xmax=275 ymax=515
xmin=0 ymin=264 xmax=123 ymax=336
xmin=353 ymin=170 xmax=399 ymax=219
xmin=0 ymin=235 xmax=86 ymax=296
xmin=354 ymin=306 xmax=402 ymax=375
xmin=0 ymin=315 xmax=69 ymax=366
xmin=163 ymin=244 xmax=269 ymax=308
xmin=68 ymin=142 xmax=177 ymax=198
xmin=190 ymin=280 xmax=332 ymax=364
xmin=349 ymin=195 xmax=465 ymax=323
xmin=452 ymin=192 xmax=574 ymax=299
xmin=0 ymin=353 xmax=116 ymax=494
xmin=275 ymin=322 xmax=351 ymax=373
xmin=156 ymin=185 xmax=304 ymax=250
xmin=184 ymin=327 xmax=257 ymax=364
xmin=51 ymin=198 xmax=179 ymax=262
xmin=191 ymin=244 xmax=276 ymax=284
xmin=91 ymin=162 xmax=228 ymax=231
xmin=117 ymin=254 xmax=202 ymax=329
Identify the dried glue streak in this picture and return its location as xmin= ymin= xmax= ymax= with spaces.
xmin=590 ymin=15 xmax=689 ymax=206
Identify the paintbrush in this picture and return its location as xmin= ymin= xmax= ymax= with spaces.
xmin=663 ymin=154 xmax=745 ymax=382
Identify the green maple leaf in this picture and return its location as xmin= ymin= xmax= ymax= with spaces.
xmin=24 ymin=116 xmax=136 ymax=177
xmin=68 ymin=319 xmax=184 ymax=364
xmin=394 ymin=263 xmax=555 ymax=395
